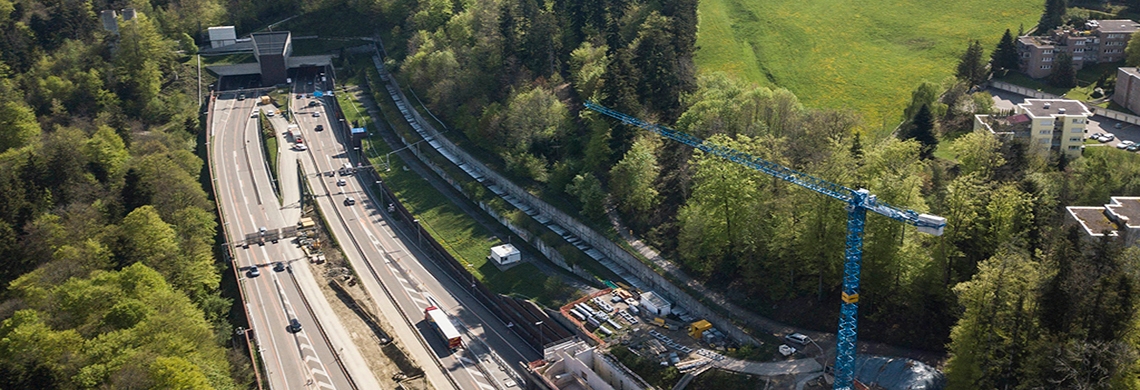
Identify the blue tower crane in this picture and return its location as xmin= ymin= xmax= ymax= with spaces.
xmin=585 ymin=102 xmax=947 ymax=390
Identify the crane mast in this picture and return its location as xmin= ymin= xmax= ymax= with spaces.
xmin=585 ymin=102 xmax=946 ymax=390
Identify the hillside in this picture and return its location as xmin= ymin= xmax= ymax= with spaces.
xmin=694 ymin=0 xmax=1041 ymax=133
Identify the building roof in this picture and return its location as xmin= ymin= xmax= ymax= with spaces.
xmin=1092 ymin=19 xmax=1140 ymax=34
xmin=1018 ymin=36 xmax=1053 ymax=49
xmin=1105 ymin=197 xmax=1140 ymax=228
xmin=1019 ymin=99 xmax=1091 ymax=117
xmin=491 ymin=244 xmax=518 ymax=257
xmin=641 ymin=291 xmax=671 ymax=308
xmin=1007 ymin=114 xmax=1030 ymax=124
xmin=207 ymin=26 xmax=236 ymax=41
xmin=1121 ymin=67 xmax=1140 ymax=79
xmin=251 ymin=31 xmax=290 ymax=57
xmin=1069 ymin=207 xmax=1119 ymax=236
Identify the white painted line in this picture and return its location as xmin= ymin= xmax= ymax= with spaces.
xmin=478 ymin=381 xmax=497 ymax=390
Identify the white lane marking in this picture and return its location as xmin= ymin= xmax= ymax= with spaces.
xmin=478 ymin=382 xmax=496 ymax=390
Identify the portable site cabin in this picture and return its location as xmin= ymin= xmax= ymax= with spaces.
xmin=640 ymin=291 xmax=672 ymax=317
xmin=489 ymin=244 xmax=521 ymax=266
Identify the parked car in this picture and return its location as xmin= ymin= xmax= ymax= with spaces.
xmin=1116 ymin=140 xmax=1135 ymax=149
xmin=784 ymin=333 xmax=810 ymax=346
xmin=1090 ymin=132 xmax=1105 ymax=140
xmin=1127 ymin=143 xmax=1140 ymax=152
xmin=1101 ymin=133 xmax=1116 ymax=142
xmin=1115 ymin=122 xmax=1124 ymax=129
xmin=247 ymin=266 xmax=260 ymax=278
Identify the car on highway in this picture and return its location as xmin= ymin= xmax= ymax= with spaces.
xmin=294 ymin=143 xmax=307 ymax=151
xmin=238 ymin=94 xmax=246 ymax=101
xmin=266 ymin=110 xmax=276 ymax=117
xmin=344 ymin=197 xmax=356 ymax=206
xmin=295 ymin=135 xmax=303 ymax=144
xmin=337 ymin=178 xmax=346 ymax=186
xmin=296 ymin=94 xmax=302 ymax=99
xmin=312 ymin=111 xmax=321 ymax=117
xmin=259 ymin=226 xmax=267 ymax=236
xmin=274 ymin=262 xmax=286 ymax=272
xmin=1116 ymin=140 xmax=1135 ymax=149
xmin=309 ymin=100 xmax=320 ymax=107
xmin=247 ymin=266 xmax=260 ymax=278
xmin=315 ymin=124 xmax=324 ymax=131
xmin=288 ymin=318 xmax=302 ymax=333
xmin=784 ymin=332 xmax=810 ymax=346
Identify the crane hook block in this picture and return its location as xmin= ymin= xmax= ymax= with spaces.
xmin=914 ymin=214 xmax=947 ymax=236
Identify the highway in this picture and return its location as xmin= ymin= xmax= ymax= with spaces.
xmin=289 ymin=72 xmax=540 ymax=390
xmin=208 ymin=91 xmax=381 ymax=390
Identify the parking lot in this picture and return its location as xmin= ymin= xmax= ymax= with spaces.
xmin=987 ymin=88 xmax=1140 ymax=152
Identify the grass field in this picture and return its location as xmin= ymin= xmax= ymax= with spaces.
xmin=694 ymin=0 xmax=1042 ymax=135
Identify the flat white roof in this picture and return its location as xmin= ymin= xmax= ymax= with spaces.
xmin=491 ymin=244 xmax=518 ymax=257
xmin=207 ymin=26 xmax=236 ymax=41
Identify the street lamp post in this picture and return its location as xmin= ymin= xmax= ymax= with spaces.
xmin=535 ymin=321 xmax=545 ymax=353
xmin=376 ymin=180 xmax=383 ymax=211
xmin=413 ymin=219 xmax=421 ymax=246
xmin=806 ymin=336 xmax=829 ymax=379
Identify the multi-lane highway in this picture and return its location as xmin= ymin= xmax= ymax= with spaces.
xmin=208 ymin=91 xmax=381 ymax=390
xmin=289 ymin=72 xmax=540 ymax=390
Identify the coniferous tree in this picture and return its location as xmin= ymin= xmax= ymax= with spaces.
xmin=1049 ymin=52 xmax=1077 ymax=88
xmin=992 ymin=29 xmax=1020 ymax=72
xmin=956 ymin=40 xmax=988 ymax=86
xmin=902 ymin=104 xmax=938 ymax=159
xmin=1039 ymin=0 xmax=1067 ymax=34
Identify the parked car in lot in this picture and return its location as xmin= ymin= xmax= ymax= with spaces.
xmin=1115 ymin=122 xmax=1124 ymax=129
xmin=1116 ymin=140 xmax=1135 ymax=149
xmin=1127 ymin=143 xmax=1140 ymax=152
xmin=1090 ymin=132 xmax=1104 ymax=140
xmin=784 ymin=332 xmax=810 ymax=346
xmin=1100 ymin=133 xmax=1116 ymax=142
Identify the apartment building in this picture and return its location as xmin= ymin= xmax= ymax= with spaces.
xmin=1113 ymin=67 xmax=1140 ymax=114
xmin=1017 ymin=19 xmax=1140 ymax=79
xmin=973 ymin=99 xmax=1091 ymax=158
xmin=1066 ymin=197 xmax=1140 ymax=247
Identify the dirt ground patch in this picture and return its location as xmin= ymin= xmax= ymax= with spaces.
xmin=304 ymin=206 xmax=429 ymax=389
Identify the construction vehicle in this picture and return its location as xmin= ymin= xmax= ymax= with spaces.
xmin=688 ymin=320 xmax=713 ymax=340
xmin=297 ymin=217 xmax=315 ymax=230
xmin=653 ymin=317 xmax=670 ymax=329
xmin=259 ymin=95 xmax=270 ymax=105
xmin=586 ymin=102 xmax=947 ymax=390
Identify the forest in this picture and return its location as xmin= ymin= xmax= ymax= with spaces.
xmin=0 ymin=0 xmax=1139 ymax=388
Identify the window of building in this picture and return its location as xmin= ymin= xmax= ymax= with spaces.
xmin=1074 ymin=56 xmax=1083 ymax=61
xmin=1040 ymin=120 xmax=1054 ymax=126
xmin=1041 ymin=65 xmax=1052 ymax=69
xmin=1074 ymin=48 xmax=1085 ymax=52
xmin=1070 ymin=137 xmax=1081 ymax=142
xmin=1044 ymin=50 xmax=1054 ymax=54
xmin=1072 ymin=118 xmax=1085 ymax=124
xmin=1076 ymin=40 xmax=1085 ymax=45
xmin=1043 ymin=57 xmax=1053 ymax=62
xmin=1039 ymin=130 xmax=1052 ymax=135
xmin=1040 ymin=139 xmax=1050 ymax=144
xmin=1069 ymin=145 xmax=1081 ymax=150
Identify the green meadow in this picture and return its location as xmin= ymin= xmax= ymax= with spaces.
xmin=694 ymin=0 xmax=1042 ymax=135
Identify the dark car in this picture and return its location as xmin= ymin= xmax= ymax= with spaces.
xmin=274 ymin=262 xmax=285 ymax=272
xmin=315 ymin=124 xmax=324 ymax=131
xmin=247 ymin=266 xmax=260 ymax=278
xmin=309 ymin=100 xmax=320 ymax=107
xmin=288 ymin=318 xmax=302 ymax=333
xmin=238 ymin=94 xmax=246 ymax=101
